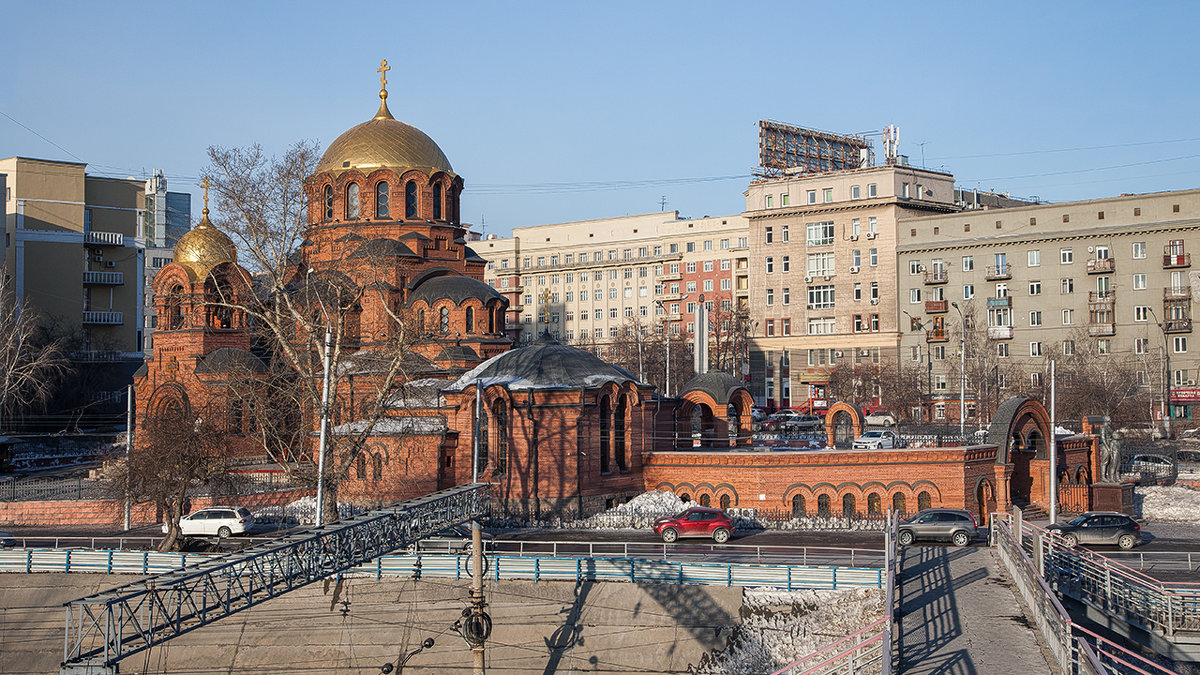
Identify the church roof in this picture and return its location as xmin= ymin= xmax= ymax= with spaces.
xmin=407 ymin=275 xmax=504 ymax=306
xmin=348 ymin=238 xmax=419 ymax=260
xmin=174 ymin=213 xmax=236 ymax=279
xmin=195 ymin=347 xmax=267 ymax=375
xmin=315 ymin=91 xmax=454 ymax=178
xmin=681 ymin=372 xmax=746 ymax=405
xmin=464 ymin=246 xmax=486 ymax=263
xmin=446 ymin=333 xmax=639 ymax=392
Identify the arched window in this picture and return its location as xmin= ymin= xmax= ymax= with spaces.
xmin=476 ymin=395 xmax=488 ymax=476
xmin=417 ymin=309 xmax=425 ymax=331
xmin=791 ymin=494 xmax=806 ymax=517
xmin=405 ymin=181 xmax=417 ymax=218
xmin=719 ymin=494 xmax=731 ymax=510
xmin=346 ymin=183 xmax=360 ymax=219
xmin=893 ymin=493 xmax=907 ymax=515
xmin=680 ymin=493 xmax=691 ymax=503
xmin=354 ymin=454 xmax=366 ymax=481
xmin=432 ymin=183 xmax=443 ymax=220
xmin=817 ymin=494 xmax=831 ymax=516
xmin=465 ymin=306 xmax=474 ymax=333
xmin=323 ymin=185 xmax=334 ymax=221
xmin=492 ymin=399 xmax=508 ymax=475
xmin=375 ymin=181 xmax=389 ymax=219
xmin=843 ymin=494 xmax=856 ymax=517
xmin=204 ymin=276 xmax=234 ymax=329
xmin=598 ymin=396 xmax=611 ymax=473
xmin=447 ymin=186 xmax=458 ymax=224
xmin=439 ymin=306 xmax=449 ymax=333
xmin=166 ymin=284 xmax=185 ymax=330
xmin=918 ymin=491 xmax=932 ymax=511
xmin=614 ymin=395 xmax=627 ymax=471
xmin=371 ymin=454 xmax=383 ymax=481
xmin=867 ymin=493 xmax=881 ymax=515
xmin=699 ymin=494 xmax=711 ymax=507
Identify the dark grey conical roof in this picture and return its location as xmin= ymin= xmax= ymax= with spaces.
xmin=446 ymin=332 xmax=639 ymax=392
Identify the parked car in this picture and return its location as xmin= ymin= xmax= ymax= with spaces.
xmin=0 ymin=531 xmax=17 ymax=548
xmin=163 ymin=506 xmax=254 ymax=538
xmin=408 ymin=525 xmax=495 ymax=554
xmin=864 ymin=410 xmax=897 ymax=426
xmin=898 ymin=508 xmax=979 ymax=547
xmin=1115 ymin=423 xmax=1165 ymax=440
xmin=1120 ymin=454 xmax=1176 ymax=478
xmin=1046 ymin=512 xmax=1142 ymax=550
xmin=1178 ymin=428 xmax=1200 ymax=441
xmin=1176 ymin=449 xmax=1200 ymax=465
xmin=751 ymin=407 xmax=769 ymax=423
xmin=852 ymin=430 xmax=906 ymax=450
xmin=653 ymin=506 xmax=734 ymax=544
xmin=762 ymin=410 xmax=805 ymax=431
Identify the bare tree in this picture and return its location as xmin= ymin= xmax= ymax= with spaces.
xmin=707 ymin=296 xmax=751 ymax=375
xmin=1048 ymin=329 xmax=1150 ymax=424
xmin=0 ymin=275 xmax=69 ymax=431
xmin=116 ymin=406 xmax=229 ymax=552
xmin=204 ymin=142 xmax=437 ymax=524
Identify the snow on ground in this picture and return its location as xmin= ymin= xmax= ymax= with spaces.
xmin=1135 ymin=484 xmax=1200 ymax=524
xmin=253 ymin=496 xmax=363 ymax=526
xmin=694 ymin=587 xmax=884 ymax=674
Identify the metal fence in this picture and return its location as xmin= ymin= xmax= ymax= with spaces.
xmin=0 ymin=476 xmax=107 ymax=501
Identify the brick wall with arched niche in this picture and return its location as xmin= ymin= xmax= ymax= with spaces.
xmin=782 ymin=479 xmax=942 ymax=519
xmin=824 ymin=401 xmax=865 ymax=449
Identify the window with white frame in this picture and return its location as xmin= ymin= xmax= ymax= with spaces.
xmin=909 ymin=261 xmax=922 ymax=275
xmin=808 ymin=285 xmax=835 ymax=309
xmin=823 ymin=188 xmax=833 ymax=203
xmin=686 ymin=281 xmax=696 ymax=293
xmin=1028 ymin=250 xmax=1041 ymax=267
xmin=997 ymin=343 xmax=1009 ymax=358
xmin=806 ymin=221 xmax=835 ymax=246
xmin=1030 ymin=372 xmax=1042 ymax=388
xmin=703 ymin=260 xmax=713 ymax=272
xmin=1029 ymin=281 xmax=1042 ymax=295
xmin=1135 ymin=306 xmax=1149 ymax=322
xmin=910 ymin=288 xmax=922 ymax=303
xmin=1061 ymin=278 xmax=1074 ymax=294
xmin=1060 ymin=248 xmax=1074 ymax=264
xmin=1175 ymin=336 xmax=1188 ymax=353
xmin=766 ymin=257 xmax=774 ymax=274
xmin=964 ymin=284 xmax=975 ymax=299
xmin=807 ymin=317 xmax=836 ymax=334
xmin=1030 ymin=311 xmax=1042 ymax=326
xmin=852 ymin=218 xmax=861 ymax=236
xmin=1062 ymin=340 xmax=1075 ymax=355
xmin=782 ymin=255 xmax=790 ymax=272
xmin=703 ymin=279 xmax=713 ymax=291
xmin=1030 ymin=342 xmax=1043 ymax=357
xmin=869 ymin=248 xmax=878 ymax=266
xmin=720 ymin=259 xmax=731 ymax=271
xmin=720 ymin=278 xmax=731 ymax=290
xmin=1133 ymin=273 xmax=1147 ymax=290
xmin=868 ymin=183 xmax=878 ymax=197
xmin=868 ymin=217 xmax=877 ymax=234
xmin=1062 ymin=308 xmax=1073 ymax=325
xmin=806 ymin=252 xmax=836 ymax=276
xmin=871 ymin=282 xmax=879 ymax=302
xmin=1098 ymin=339 xmax=1111 ymax=355
xmin=1135 ymin=337 xmax=1149 ymax=355
xmin=782 ymin=225 xmax=789 ymax=242
xmin=782 ymin=287 xmax=790 ymax=305
xmin=766 ymin=289 xmax=774 ymax=306
xmin=1132 ymin=242 xmax=1147 ymax=259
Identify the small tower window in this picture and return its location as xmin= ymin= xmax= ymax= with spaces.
xmin=432 ymin=183 xmax=443 ymax=220
xmin=465 ymin=306 xmax=474 ymax=333
xmin=346 ymin=183 xmax=360 ymax=219
xmin=375 ymin=181 xmax=389 ymax=219
xmin=323 ymin=185 xmax=334 ymax=221
xmin=405 ymin=181 xmax=417 ymax=219
xmin=439 ymin=306 xmax=450 ymax=333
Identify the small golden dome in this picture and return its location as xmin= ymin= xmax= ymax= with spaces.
xmin=315 ymin=96 xmax=455 ymax=178
xmin=174 ymin=212 xmax=237 ymax=278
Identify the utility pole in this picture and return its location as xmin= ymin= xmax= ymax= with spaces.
xmin=469 ymin=382 xmax=490 ymax=674
xmin=1049 ymin=359 xmax=1058 ymax=524
xmin=124 ymin=384 xmax=133 ymax=531
xmin=1148 ymin=307 xmax=1173 ymax=438
xmin=952 ymin=302 xmax=966 ymax=438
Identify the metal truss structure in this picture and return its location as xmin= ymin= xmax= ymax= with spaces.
xmin=756 ymin=120 xmax=873 ymax=177
xmin=60 ymin=483 xmax=488 ymax=674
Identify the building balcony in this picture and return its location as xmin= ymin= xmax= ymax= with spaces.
xmin=83 ymin=270 xmax=124 ymax=285
xmin=926 ymin=329 xmax=948 ymax=343
xmin=985 ymin=264 xmax=1011 ymax=281
xmin=1164 ymin=318 xmax=1193 ymax=333
xmin=1088 ymin=323 xmax=1116 ymax=337
xmin=1088 ymin=290 xmax=1115 ymax=303
xmin=1164 ymin=251 xmax=1191 ymax=268
xmin=1164 ymin=286 xmax=1192 ymax=300
xmin=84 ymin=231 xmax=124 ymax=246
xmin=1086 ymin=257 xmax=1115 ymax=274
xmin=658 ymin=272 xmax=683 ymax=282
xmin=986 ymin=296 xmax=1012 ymax=308
xmin=925 ymin=300 xmax=948 ymax=313
xmin=988 ymin=326 xmax=1013 ymax=340
xmin=82 ymin=310 xmax=123 ymax=325
xmin=923 ymin=269 xmax=948 ymax=284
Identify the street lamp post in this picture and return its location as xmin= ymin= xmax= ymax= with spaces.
xmin=951 ymin=302 xmax=966 ymax=438
xmin=1148 ymin=307 xmax=1173 ymax=438
xmin=380 ymin=637 xmax=435 ymax=674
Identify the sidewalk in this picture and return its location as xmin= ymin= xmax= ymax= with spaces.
xmin=897 ymin=545 xmax=1058 ymax=674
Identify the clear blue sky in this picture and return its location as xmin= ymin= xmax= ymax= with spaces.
xmin=4 ymin=1 xmax=1198 ymax=237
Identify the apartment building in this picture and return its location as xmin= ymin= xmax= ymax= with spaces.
xmin=1 ymin=157 xmax=190 ymax=363
xmin=896 ymin=189 xmax=1200 ymax=422
xmin=743 ymin=164 xmax=958 ymax=409
xmin=478 ymin=211 xmax=750 ymax=349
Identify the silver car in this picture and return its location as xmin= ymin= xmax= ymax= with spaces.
xmin=898 ymin=508 xmax=979 ymax=547
xmin=852 ymin=430 xmax=906 ymax=450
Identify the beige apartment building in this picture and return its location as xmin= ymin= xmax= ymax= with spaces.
xmin=1 ymin=157 xmax=191 ymax=369
xmin=743 ymin=164 xmax=958 ymax=409
xmin=478 ymin=210 xmax=750 ymax=352
xmin=896 ymin=189 xmax=1200 ymax=423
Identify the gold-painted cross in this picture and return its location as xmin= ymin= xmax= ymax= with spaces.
xmin=199 ymin=177 xmax=212 ymax=214
xmin=377 ymin=59 xmax=390 ymax=92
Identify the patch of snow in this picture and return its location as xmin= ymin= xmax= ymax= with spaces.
xmin=332 ymin=416 xmax=447 ymax=435
xmin=694 ymin=587 xmax=884 ymax=674
xmin=1135 ymin=484 xmax=1200 ymax=523
xmin=253 ymin=496 xmax=363 ymax=526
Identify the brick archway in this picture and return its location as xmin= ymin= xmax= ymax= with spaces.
xmin=824 ymin=401 xmax=864 ymax=449
xmin=988 ymin=396 xmax=1053 ymax=508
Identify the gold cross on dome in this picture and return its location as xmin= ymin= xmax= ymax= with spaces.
xmin=199 ymin=177 xmax=212 ymax=215
xmin=377 ymin=59 xmax=390 ymax=93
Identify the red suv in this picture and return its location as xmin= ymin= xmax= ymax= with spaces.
xmin=653 ymin=506 xmax=734 ymax=543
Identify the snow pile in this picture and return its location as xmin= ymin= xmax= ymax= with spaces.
xmin=694 ymin=587 xmax=884 ymax=674
xmin=253 ymin=496 xmax=364 ymax=526
xmin=1135 ymin=484 xmax=1200 ymax=523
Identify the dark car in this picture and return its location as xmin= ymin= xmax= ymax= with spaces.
xmin=898 ymin=508 xmax=979 ymax=547
xmin=653 ymin=506 xmax=734 ymax=543
xmin=1046 ymin=512 xmax=1142 ymax=550
xmin=408 ymin=525 xmax=494 ymax=554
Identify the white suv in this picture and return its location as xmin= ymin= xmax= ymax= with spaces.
xmin=164 ymin=506 xmax=254 ymax=538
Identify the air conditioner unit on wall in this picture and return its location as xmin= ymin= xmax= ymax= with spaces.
xmin=823 ymin=275 xmax=832 ymax=281
xmin=849 ymin=235 xmax=859 ymax=241
xmin=850 ymin=266 xmax=860 ymax=273
xmin=865 ymin=232 xmax=877 ymax=240
xmin=834 ymin=351 xmax=843 ymax=358
xmin=1189 ymin=379 xmax=1197 ymax=386
xmin=804 ymin=276 xmax=813 ymax=283
xmin=870 ymin=298 xmax=880 ymax=305
xmin=104 ymin=261 xmax=115 ymax=268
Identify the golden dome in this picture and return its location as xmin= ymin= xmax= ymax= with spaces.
xmin=315 ymin=97 xmax=455 ymax=178
xmin=174 ymin=212 xmax=237 ymax=278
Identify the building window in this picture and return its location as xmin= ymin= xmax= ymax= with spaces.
xmin=781 ymin=193 xmax=789 ymax=207
xmin=807 ymin=317 xmax=836 ymax=335
xmin=851 ymin=185 xmax=861 ymax=200
xmin=323 ymin=185 xmax=334 ymax=220
xmin=346 ymin=183 xmax=361 ymax=219
xmin=765 ymin=194 xmax=773 ymax=208
xmin=1133 ymin=273 xmax=1147 ymax=290
xmin=782 ymin=256 xmax=790 ymax=273
xmin=910 ymin=289 xmax=922 ymax=303
xmin=1175 ymin=336 xmax=1189 ymax=354
xmin=781 ymin=225 xmax=790 ymax=242
xmin=782 ymin=287 xmax=790 ymax=305
xmin=806 ymin=221 xmax=835 ymax=246
xmin=1062 ymin=308 xmax=1073 ymax=325
xmin=375 ymin=181 xmax=389 ymax=218
xmin=405 ymin=181 xmax=417 ymax=218
xmin=781 ymin=318 xmax=791 ymax=335
xmin=432 ymin=183 xmax=443 ymax=219
xmin=963 ymin=285 xmax=974 ymax=299
xmin=869 ymin=249 xmax=878 ymax=266
xmin=765 ymin=257 xmax=774 ymax=274
xmin=807 ymin=190 xmax=816 ymax=204
xmin=1061 ymin=278 xmax=1074 ymax=294
xmin=1132 ymin=242 xmax=1146 ymax=259
xmin=1028 ymin=250 xmax=1041 ymax=267
xmin=962 ymin=256 xmax=974 ymax=271
xmin=807 ymin=286 xmax=835 ymax=309
xmin=868 ymin=183 xmax=878 ymax=198
xmin=765 ymin=319 xmax=775 ymax=336
xmin=1029 ymin=281 xmax=1042 ymax=295
xmin=1060 ymin=248 xmax=1074 ymax=264
xmin=824 ymin=188 xmax=833 ymax=203
xmin=997 ymin=343 xmax=1009 ymax=358
xmin=439 ymin=307 xmax=450 ymax=333
xmin=1030 ymin=372 xmax=1042 ymax=388
xmin=1030 ymin=342 xmax=1043 ymax=357
xmin=1097 ymin=339 xmax=1110 ymax=355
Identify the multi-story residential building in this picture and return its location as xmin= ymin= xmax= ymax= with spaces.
xmin=897 ymin=189 xmax=1200 ymax=423
xmin=743 ymin=164 xmax=958 ymax=409
xmin=141 ymin=169 xmax=192 ymax=356
xmin=1 ymin=157 xmax=190 ymax=398
xmin=478 ymin=211 xmax=750 ymax=351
